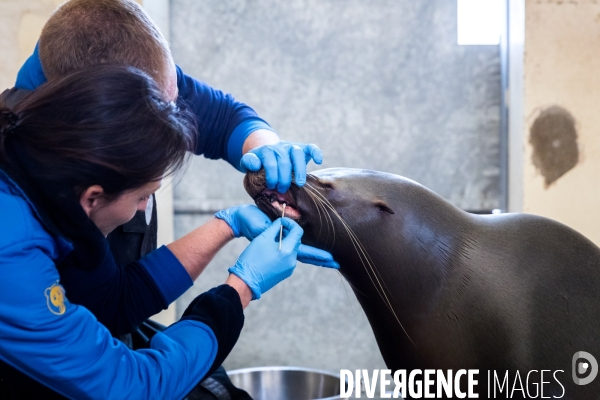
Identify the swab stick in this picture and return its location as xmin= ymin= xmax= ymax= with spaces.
xmin=279 ymin=203 xmax=286 ymax=250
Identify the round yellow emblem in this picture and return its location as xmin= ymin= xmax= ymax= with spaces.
xmin=45 ymin=281 xmax=66 ymax=315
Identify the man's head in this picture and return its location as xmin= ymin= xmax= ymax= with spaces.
xmin=39 ymin=0 xmax=177 ymax=100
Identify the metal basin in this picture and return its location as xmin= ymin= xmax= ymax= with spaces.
xmin=227 ymin=366 xmax=344 ymax=400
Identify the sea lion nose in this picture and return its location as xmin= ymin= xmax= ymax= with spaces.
xmin=243 ymin=170 xmax=268 ymax=197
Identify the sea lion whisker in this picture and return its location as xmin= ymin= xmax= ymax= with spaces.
xmin=337 ymin=223 xmax=411 ymax=345
xmin=338 ymin=222 xmax=397 ymax=315
xmin=340 ymin=270 xmax=375 ymax=304
xmin=308 ymin=192 xmax=393 ymax=310
xmin=303 ymin=188 xmax=324 ymax=243
xmin=304 ymin=186 xmax=336 ymax=249
xmin=305 ymin=185 xmax=386 ymax=289
xmin=305 ymin=186 xmax=414 ymax=346
xmin=304 ymin=184 xmax=340 ymax=246
xmin=305 ymin=185 xmax=379 ymax=273
xmin=313 ymin=194 xmax=335 ymax=249
xmin=305 ymin=189 xmax=383 ymax=300
xmin=304 ymin=188 xmax=329 ymax=247
xmin=320 ymin=200 xmax=336 ymax=249
xmin=341 ymin=226 xmax=393 ymax=299
xmin=305 ymin=186 xmax=334 ymax=236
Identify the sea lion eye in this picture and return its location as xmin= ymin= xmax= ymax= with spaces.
xmin=374 ymin=200 xmax=394 ymax=214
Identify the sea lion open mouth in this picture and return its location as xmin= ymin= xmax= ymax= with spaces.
xmin=254 ymin=189 xmax=302 ymax=220
xmin=243 ymin=170 xmax=303 ymax=221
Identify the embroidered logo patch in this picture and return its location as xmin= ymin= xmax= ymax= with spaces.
xmin=45 ymin=281 xmax=66 ymax=315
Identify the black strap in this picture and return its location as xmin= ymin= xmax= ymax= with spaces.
xmin=199 ymin=378 xmax=233 ymax=400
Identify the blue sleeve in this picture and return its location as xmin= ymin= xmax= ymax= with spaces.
xmin=176 ymin=66 xmax=277 ymax=169
xmin=59 ymin=245 xmax=193 ymax=336
xmin=0 ymin=194 xmax=224 ymax=399
xmin=139 ymin=245 xmax=193 ymax=304
xmin=15 ymin=42 xmax=47 ymax=90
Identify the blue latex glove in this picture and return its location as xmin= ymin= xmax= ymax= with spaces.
xmin=240 ymin=141 xmax=323 ymax=193
xmin=215 ymin=205 xmax=270 ymax=240
xmin=229 ymin=218 xmax=302 ymax=300
xmin=215 ymin=205 xmax=340 ymax=269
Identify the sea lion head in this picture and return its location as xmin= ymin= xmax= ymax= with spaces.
xmin=244 ymin=168 xmax=399 ymax=256
xmin=244 ymin=167 xmax=469 ymax=315
xmin=245 ymin=167 xmax=446 ymax=362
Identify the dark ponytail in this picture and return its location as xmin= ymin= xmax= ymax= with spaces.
xmin=0 ymin=64 xmax=195 ymax=197
xmin=0 ymin=109 xmax=19 ymax=156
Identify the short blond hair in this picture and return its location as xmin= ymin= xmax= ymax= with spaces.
xmin=39 ymin=0 xmax=172 ymax=92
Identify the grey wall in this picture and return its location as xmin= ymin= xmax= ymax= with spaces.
xmin=171 ymin=0 xmax=501 ymax=372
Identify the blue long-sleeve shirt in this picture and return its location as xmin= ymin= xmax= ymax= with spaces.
xmin=0 ymin=171 xmax=244 ymax=399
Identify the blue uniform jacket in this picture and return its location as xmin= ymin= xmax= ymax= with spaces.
xmin=0 ymin=170 xmax=244 ymax=399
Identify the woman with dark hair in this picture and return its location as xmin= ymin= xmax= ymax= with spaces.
xmin=0 ymin=65 xmax=306 ymax=399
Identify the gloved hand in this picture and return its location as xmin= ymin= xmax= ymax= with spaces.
xmin=228 ymin=218 xmax=302 ymax=300
xmin=240 ymin=141 xmax=323 ymax=193
xmin=215 ymin=205 xmax=340 ymax=269
xmin=215 ymin=204 xmax=270 ymax=240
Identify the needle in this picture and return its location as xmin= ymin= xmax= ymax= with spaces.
xmin=279 ymin=203 xmax=286 ymax=250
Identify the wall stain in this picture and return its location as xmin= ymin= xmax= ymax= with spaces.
xmin=529 ymin=105 xmax=579 ymax=188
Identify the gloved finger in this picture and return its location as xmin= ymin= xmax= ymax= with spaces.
xmin=240 ymin=152 xmax=262 ymax=172
xmin=290 ymin=145 xmax=307 ymax=187
xmin=302 ymin=143 xmax=323 ymax=165
xmin=280 ymin=217 xmax=304 ymax=251
xmin=299 ymin=257 xmax=341 ymax=269
xmin=297 ymin=244 xmax=340 ymax=269
xmin=276 ymin=145 xmax=293 ymax=193
xmin=266 ymin=217 xmax=291 ymax=241
xmin=257 ymin=146 xmax=279 ymax=190
xmin=258 ymin=218 xmax=283 ymax=240
xmin=242 ymin=205 xmax=272 ymax=239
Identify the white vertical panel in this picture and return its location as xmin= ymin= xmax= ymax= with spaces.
xmin=140 ymin=0 xmax=173 ymax=249
xmin=508 ymin=0 xmax=524 ymax=212
xmin=141 ymin=0 xmax=177 ymax=326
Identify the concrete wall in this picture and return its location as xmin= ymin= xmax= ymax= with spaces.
xmin=522 ymin=0 xmax=600 ymax=246
xmin=0 ymin=0 xmax=61 ymax=89
xmin=171 ymin=0 xmax=503 ymax=372
xmin=171 ymin=0 xmax=503 ymax=214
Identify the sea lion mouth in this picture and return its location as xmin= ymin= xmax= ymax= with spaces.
xmin=254 ymin=189 xmax=302 ymax=221
xmin=244 ymin=171 xmax=303 ymax=222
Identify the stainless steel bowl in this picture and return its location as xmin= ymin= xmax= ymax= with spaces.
xmin=227 ymin=366 xmax=345 ymax=400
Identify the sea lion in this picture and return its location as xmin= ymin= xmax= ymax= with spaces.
xmin=244 ymin=168 xmax=600 ymax=399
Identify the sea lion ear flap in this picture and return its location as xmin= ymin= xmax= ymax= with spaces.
xmin=373 ymin=199 xmax=395 ymax=214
